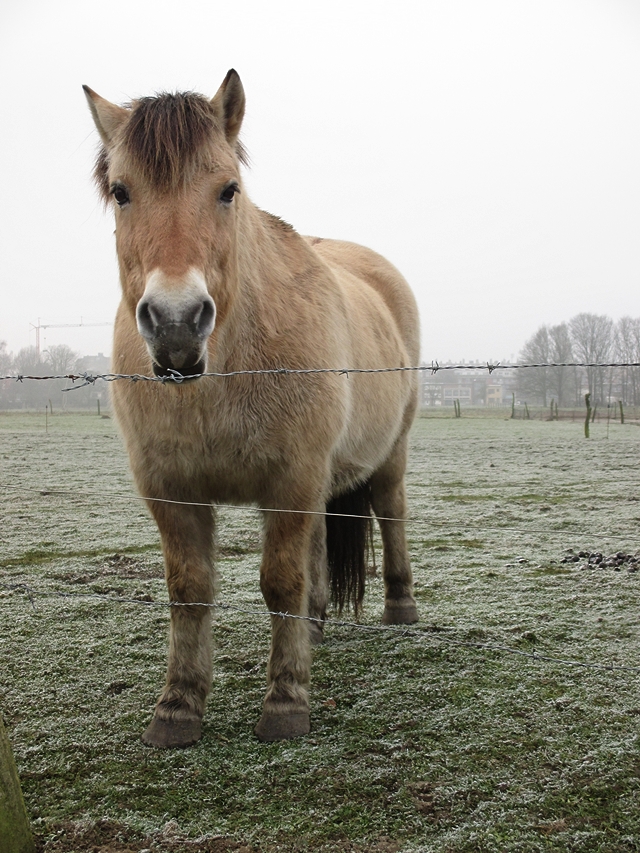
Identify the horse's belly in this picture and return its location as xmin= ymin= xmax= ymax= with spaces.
xmin=330 ymin=375 xmax=412 ymax=493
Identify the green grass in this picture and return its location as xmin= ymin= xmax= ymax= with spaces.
xmin=2 ymin=412 xmax=640 ymax=851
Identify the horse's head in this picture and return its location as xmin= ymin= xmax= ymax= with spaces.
xmin=84 ymin=71 xmax=246 ymax=377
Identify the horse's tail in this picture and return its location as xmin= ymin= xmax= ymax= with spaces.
xmin=326 ymin=482 xmax=374 ymax=615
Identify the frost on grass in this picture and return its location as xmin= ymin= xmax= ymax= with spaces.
xmin=1 ymin=412 xmax=640 ymax=852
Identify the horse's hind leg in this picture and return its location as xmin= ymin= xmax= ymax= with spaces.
xmin=255 ymin=507 xmax=314 ymax=741
xmin=142 ymin=501 xmax=215 ymax=749
xmin=307 ymin=513 xmax=329 ymax=646
xmin=370 ymin=438 xmax=418 ymax=625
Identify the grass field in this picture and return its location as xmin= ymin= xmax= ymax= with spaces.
xmin=1 ymin=409 xmax=640 ymax=852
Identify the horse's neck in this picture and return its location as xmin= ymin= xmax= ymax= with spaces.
xmin=214 ymin=202 xmax=306 ymax=369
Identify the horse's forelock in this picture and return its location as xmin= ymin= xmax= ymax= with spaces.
xmin=93 ymin=91 xmax=248 ymax=198
xmin=124 ymin=92 xmax=219 ymax=188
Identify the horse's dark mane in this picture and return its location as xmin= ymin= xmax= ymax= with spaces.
xmin=93 ymin=91 xmax=248 ymax=200
xmin=262 ymin=210 xmax=295 ymax=233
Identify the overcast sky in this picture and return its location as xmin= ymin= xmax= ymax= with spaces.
xmin=1 ymin=0 xmax=640 ymax=364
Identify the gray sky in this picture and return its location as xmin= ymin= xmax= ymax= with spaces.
xmin=2 ymin=0 xmax=640 ymax=364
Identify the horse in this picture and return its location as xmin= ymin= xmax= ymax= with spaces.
xmin=83 ymin=69 xmax=420 ymax=748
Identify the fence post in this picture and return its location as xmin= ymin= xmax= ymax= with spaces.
xmin=619 ymin=400 xmax=624 ymax=424
xmin=0 ymin=714 xmax=34 ymax=853
xmin=584 ymin=393 xmax=591 ymax=438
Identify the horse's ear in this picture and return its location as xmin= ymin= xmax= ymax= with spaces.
xmin=211 ymin=70 xmax=245 ymax=146
xmin=83 ymin=85 xmax=129 ymax=148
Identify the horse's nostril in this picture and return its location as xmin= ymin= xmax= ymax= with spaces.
xmin=197 ymin=298 xmax=216 ymax=338
xmin=136 ymin=299 xmax=156 ymax=339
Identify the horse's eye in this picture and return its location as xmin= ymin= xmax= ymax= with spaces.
xmin=220 ymin=183 xmax=239 ymax=204
xmin=111 ymin=184 xmax=130 ymax=207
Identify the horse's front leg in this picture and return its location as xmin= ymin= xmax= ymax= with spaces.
xmin=142 ymin=501 xmax=215 ymax=749
xmin=255 ymin=509 xmax=314 ymax=741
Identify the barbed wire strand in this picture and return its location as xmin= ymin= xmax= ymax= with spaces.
xmin=3 ymin=481 xmax=640 ymax=544
xmin=2 ymin=360 xmax=640 ymax=390
xmin=2 ymin=582 xmax=638 ymax=675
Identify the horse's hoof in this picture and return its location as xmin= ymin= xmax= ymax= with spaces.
xmin=308 ymin=621 xmax=325 ymax=647
xmin=141 ymin=716 xmax=202 ymax=749
xmin=254 ymin=710 xmax=310 ymax=742
xmin=382 ymin=600 xmax=418 ymax=625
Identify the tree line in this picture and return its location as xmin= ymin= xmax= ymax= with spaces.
xmin=0 ymin=342 xmax=103 ymax=410
xmin=517 ymin=312 xmax=640 ymax=407
xmin=2 ymin=314 xmax=639 ymax=411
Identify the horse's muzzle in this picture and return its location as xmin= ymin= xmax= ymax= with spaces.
xmin=152 ymin=359 xmax=207 ymax=379
xmin=144 ymin=321 xmax=210 ymax=379
xmin=136 ymin=271 xmax=216 ymax=379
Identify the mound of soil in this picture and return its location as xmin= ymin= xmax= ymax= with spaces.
xmin=561 ymin=549 xmax=640 ymax=571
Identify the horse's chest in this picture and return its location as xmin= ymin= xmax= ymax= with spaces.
xmin=134 ymin=401 xmax=276 ymax=495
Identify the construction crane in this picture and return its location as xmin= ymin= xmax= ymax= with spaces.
xmin=30 ymin=319 xmax=112 ymax=357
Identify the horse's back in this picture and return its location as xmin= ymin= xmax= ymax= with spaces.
xmin=305 ymin=237 xmax=420 ymax=366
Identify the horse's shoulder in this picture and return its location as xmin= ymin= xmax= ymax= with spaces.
xmin=304 ymin=237 xmax=420 ymax=359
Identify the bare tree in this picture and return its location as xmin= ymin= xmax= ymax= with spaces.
xmin=569 ymin=313 xmax=613 ymax=404
xmin=547 ymin=322 xmax=576 ymax=407
xmin=13 ymin=346 xmax=45 ymax=376
xmin=614 ymin=317 xmax=640 ymax=404
xmin=43 ymin=344 xmax=78 ymax=375
xmin=0 ymin=341 xmax=13 ymax=409
xmin=0 ymin=341 xmax=11 ymax=374
xmin=12 ymin=346 xmax=49 ymax=408
xmin=518 ymin=325 xmax=550 ymax=405
xmin=631 ymin=318 xmax=640 ymax=405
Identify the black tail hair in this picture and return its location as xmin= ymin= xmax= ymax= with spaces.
xmin=326 ymin=482 xmax=373 ymax=615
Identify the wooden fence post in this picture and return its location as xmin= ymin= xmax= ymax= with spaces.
xmin=0 ymin=714 xmax=34 ymax=853
xmin=584 ymin=393 xmax=591 ymax=438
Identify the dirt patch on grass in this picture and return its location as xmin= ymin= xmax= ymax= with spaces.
xmin=35 ymin=821 xmax=404 ymax=853
xmin=36 ymin=819 xmax=254 ymax=853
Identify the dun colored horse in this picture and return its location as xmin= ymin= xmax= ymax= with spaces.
xmin=84 ymin=70 xmax=420 ymax=748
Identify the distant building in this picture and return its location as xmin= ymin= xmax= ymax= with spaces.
xmin=420 ymin=362 xmax=516 ymax=407
xmin=486 ymin=383 xmax=503 ymax=406
xmin=76 ymin=352 xmax=110 ymax=374
xmin=72 ymin=353 xmax=111 ymax=410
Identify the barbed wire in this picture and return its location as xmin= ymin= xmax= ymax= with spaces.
xmin=3 ymin=481 xmax=640 ymax=543
xmin=2 ymin=360 xmax=640 ymax=389
xmin=2 ymin=581 xmax=638 ymax=675
xmin=0 ymin=482 xmax=406 ymax=523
